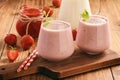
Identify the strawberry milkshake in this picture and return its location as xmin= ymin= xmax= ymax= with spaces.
xmin=37 ymin=20 xmax=74 ymax=61
xmin=76 ymin=15 xmax=111 ymax=55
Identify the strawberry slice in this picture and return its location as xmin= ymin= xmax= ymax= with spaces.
xmin=7 ymin=46 xmax=18 ymax=62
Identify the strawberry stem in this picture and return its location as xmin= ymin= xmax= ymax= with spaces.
xmin=46 ymin=10 xmax=50 ymax=18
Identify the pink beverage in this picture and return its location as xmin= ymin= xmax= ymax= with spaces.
xmin=76 ymin=15 xmax=111 ymax=55
xmin=37 ymin=20 xmax=74 ymax=61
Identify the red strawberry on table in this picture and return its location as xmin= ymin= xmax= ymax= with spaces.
xmin=52 ymin=0 xmax=61 ymax=8
xmin=20 ymin=35 xmax=34 ymax=50
xmin=4 ymin=34 xmax=17 ymax=46
xmin=72 ymin=29 xmax=77 ymax=41
xmin=7 ymin=46 xmax=18 ymax=62
xmin=43 ymin=7 xmax=54 ymax=17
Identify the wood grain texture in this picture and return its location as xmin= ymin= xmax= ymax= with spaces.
xmin=90 ymin=0 xmax=120 ymax=80
xmin=0 ymin=49 xmax=120 ymax=80
xmin=0 ymin=0 xmax=120 ymax=80
xmin=0 ymin=0 xmax=19 ymax=59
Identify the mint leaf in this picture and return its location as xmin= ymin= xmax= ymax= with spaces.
xmin=43 ymin=10 xmax=52 ymax=26
xmin=43 ymin=17 xmax=52 ymax=26
xmin=81 ymin=10 xmax=90 ymax=21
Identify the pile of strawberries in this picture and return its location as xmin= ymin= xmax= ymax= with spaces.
xmin=4 ymin=34 xmax=34 ymax=61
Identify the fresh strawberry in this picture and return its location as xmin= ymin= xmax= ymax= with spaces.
xmin=7 ymin=46 xmax=18 ymax=61
xmin=43 ymin=7 xmax=54 ymax=17
xmin=72 ymin=29 xmax=77 ymax=41
xmin=52 ymin=0 xmax=61 ymax=8
xmin=20 ymin=35 xmax=34 ymax=50
xmin=4 ymin=34 xmax=17 ymax=46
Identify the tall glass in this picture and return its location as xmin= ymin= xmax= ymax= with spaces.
xmin=37 ymin=20 xmax=74 ymax=61
xmin=58 ymin=0 xmax=91 ymax=29
xmin=76 ymin=15 xmax=111 ymax=55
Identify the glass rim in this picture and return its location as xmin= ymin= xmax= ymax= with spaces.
xmin=41 ymin=20 xmax=71 ymax=31
xmin=80 ymin=15 xmax=108 ymax=26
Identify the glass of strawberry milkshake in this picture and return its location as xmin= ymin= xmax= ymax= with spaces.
xmin=76 ymin=15 xmax=111 ymax=55
xmin=37 ymin=20 xmax=74 ymax=61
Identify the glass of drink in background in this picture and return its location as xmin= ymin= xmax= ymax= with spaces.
xmin=76 ymin=15 xmax=111 ymax=55
xmin=37 ymin=20 xmax=74 ymax=61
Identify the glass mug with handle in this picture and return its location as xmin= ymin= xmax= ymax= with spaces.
xmin=37 ymin=20 xmax=74 ymax=61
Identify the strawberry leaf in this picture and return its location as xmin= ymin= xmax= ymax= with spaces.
xmin=81 ymin=10 xmax=90 ymax=21
xmin=8 ymin=45 xmax=17 ymax=50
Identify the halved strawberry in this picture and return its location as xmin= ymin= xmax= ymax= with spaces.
xmin=7 ymin=46 xmax=18 ymax=62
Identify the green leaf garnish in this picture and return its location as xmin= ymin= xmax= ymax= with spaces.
xmin=43 ymin=17 xmax=52 ymax=26
xmin=43 ymin=10 xmax=52 ymax=26
xmin=81 ymin=10 xmax=90 ymax=21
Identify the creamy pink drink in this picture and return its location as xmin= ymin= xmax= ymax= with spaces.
xmin=37 ymin=20 xmax=74 ymax=61
xmin=76 ymin=15 xmax=111 ymax=55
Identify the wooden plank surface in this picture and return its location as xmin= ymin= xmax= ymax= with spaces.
xmin=1 ymin=49 xmax=120 ymax=80
xmin=0 ymin=0 xmax=120 ymax=80
xmin=89 ymin=0 xmax=120 ymax=80
xmin=0 ymin=0 xmax=19 ymax=59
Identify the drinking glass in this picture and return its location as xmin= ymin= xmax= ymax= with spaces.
xmin=76 ymin=15 xmax=111 ymax=55
xmin=37 ymin=20 xmax=74 ymax=61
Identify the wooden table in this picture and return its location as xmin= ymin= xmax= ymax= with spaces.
xmin=0 ymin=0 xmax=120 ymax=80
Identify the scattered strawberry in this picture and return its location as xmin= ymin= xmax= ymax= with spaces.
xmin=43 ymin=7 xmax=54 ymax=17
xmin=20 ymin=35 xmax=34 ymax=50
xmin=4 ymin=34 xmax=17 ymax=46
xmin=7 ymin=46 xmax=18 ymax=62
xmin=52 ymin=0 xmax=61 ymax=8
xmin=72 ymin=29 xmax=77 ymax=41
